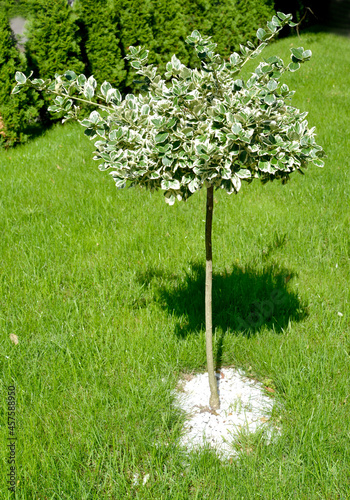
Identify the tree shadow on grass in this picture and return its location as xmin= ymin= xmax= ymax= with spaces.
xmin=138 ymin=261 xmax=308 ymax=342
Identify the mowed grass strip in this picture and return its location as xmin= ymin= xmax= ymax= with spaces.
xmin=0 ymin=29 xmax=350 ymax=499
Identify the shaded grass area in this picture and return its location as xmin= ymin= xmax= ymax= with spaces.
xmin=138 ymin=261 xmax=306 ymax=337
xmin=0 ymin=31 xmax=350 ymax=498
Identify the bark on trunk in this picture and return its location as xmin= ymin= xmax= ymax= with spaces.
xmin=205 ymin=185 xmax=220 ymax=410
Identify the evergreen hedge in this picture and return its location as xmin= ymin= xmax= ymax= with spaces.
xmin=75 ymin=0 xmax=126 ymax=88
xmin=25 ymin=0 xmax=84 ymax=80
xmin=0 ymin=11 xmax=41 ymax=147
xmin=183 ymin=0 xmax=275 ymax=65
xmin=115 ymin=0 xmax=155 ymax=89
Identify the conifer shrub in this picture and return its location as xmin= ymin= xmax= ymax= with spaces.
xmin=184 ymin=0 xmax=275 ymax=64
xmin=25 ymin=0 xmax=84 ymax=80
xmin=24 ymin=0 xmax=85 ymax=123
xmin=75 ymin=0 xmax=126 ymax=88
xmin=147 ymin=0 xmax=190 ymax=72
xmin=1 ymin=0 xmax=35 ymax=17
xmin=114 ymin=0 xmax=155 ymax=89
xmin=0 ymin=11 xmax=41 ymax=147
xmin=116 ymin=0 xmax=191 ymax=89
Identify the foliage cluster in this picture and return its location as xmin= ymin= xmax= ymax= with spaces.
xmin=13 ymin=13 xmax=324 ymax=204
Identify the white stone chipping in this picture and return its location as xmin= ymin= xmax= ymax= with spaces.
xmin=175 ymin=367 xmax=278 ymax=459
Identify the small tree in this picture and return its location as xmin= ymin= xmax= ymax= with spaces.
xmin=13 ymin=12 xmax=324 ymax=409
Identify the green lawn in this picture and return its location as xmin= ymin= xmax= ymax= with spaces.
xmin=1 ymin=29 xmax=350 ymax=499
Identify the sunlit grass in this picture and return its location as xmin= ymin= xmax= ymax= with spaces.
xmin=0 ymin=29 xmax=350 ymax=498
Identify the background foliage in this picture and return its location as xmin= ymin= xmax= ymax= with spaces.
xmin=25 ymin=0 xmax=84 ymax=81
xmin=113 ymin=0 xmax=155 ymax=89
xmin=184 ymin=0 xmax=275 ymax=63
xmin=75 ymin=0 xmax=126 ymax=88
xmin=23 ymin=0 xmax=85 ymax=124
xmin=274 ymin=0 xmax=330 ymax=25
xmin=0 ymin=11 xmax=41 ymax=147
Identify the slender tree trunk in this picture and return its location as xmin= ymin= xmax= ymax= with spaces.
xmin=205 ymin=185 xmax=220 ymax=410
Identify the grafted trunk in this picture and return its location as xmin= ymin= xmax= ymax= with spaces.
xmin=205 ymin=185 xmax=220 ymax=410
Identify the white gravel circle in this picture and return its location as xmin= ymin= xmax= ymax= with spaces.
xmin=175 ymin=367 xmax=277 ymax=459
